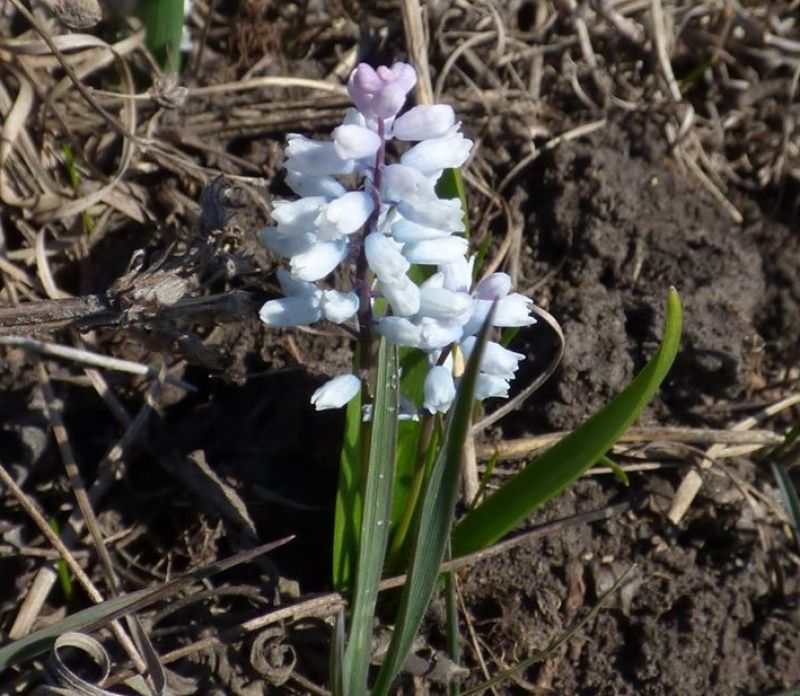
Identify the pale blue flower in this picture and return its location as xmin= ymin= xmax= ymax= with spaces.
xmin=290 ymin=238 xmax=349 ymax=281
xmin=284 ymin=135 xmax=354 ymax=175
xmin=393 ymin=104 xmax=456 ymax=141
xmin=315 ymin=191 xmax=374 ymax=240
xmin=460 ymin=337 xmax=525 ymax=380
xmin=403 ymin=236 xmax=469 ymax=265
xmin=381 ymin=275 xmax=421 ymax=317
xmin=365 ymin=232 xmax=409 ymax=285
xmin=400 ymin=129 xmax=473 ymax=176
xmin=424 ymin=365 xmax=456 ymax=414
xmin=311 ymin=374 xmax=361 ymax=410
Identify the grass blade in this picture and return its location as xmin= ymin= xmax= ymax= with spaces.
xmin=342 ymin=338 xmax=399 ymax=695
xmin=452 ymin=288 xmax=682 ymax=556
xmin=372 ymin=307 xmax=496 ymax=695
xmin=332 ymin=385 xmax=364 ymax=591
xmin=136 ymin=0 xmax=186 ymax=73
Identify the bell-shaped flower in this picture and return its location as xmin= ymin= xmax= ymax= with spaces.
xmin=475 ymin=374 xmax=510 ymax=401
xmin=376 ymin=316 xmax=423 ymax=347
xmin=383 ymin=163 xmax=437 ymax=202
xmin=474 ymin=272 xmax=512 ymax=300
xmin=393 ymin=104 xmax=456 ymax=141
xmin=460 ymin=337 xmax=525 ymax=380
xmin=400 ymin=129 xmax=473 ymax=176
xmin=440 ymin=256 xmax=474 ymax=293
xmin=381 ymin=275 xmax=420 ymax=316
xmin=365 ymin=232 xmax=410 ymax=285
xmin=285 ymin=171 xmax=347 ymax=199
xmin=424 ymin=365 xmax=456 ymax=414
xmin=496 ymin=293 xmax=536 ymax=326
xmin=315 ymin=191 xmax=374 ymax=240
xmin=271 ymin=197 xmax=327 ymax=236
xmin=333 ymin=124 xmax=382 ymax=160
xmin=321 ymin=289 xmax=359 ymax=323
xmin=260 ymin=228 xmax=316 ymax=259
xmin=403 ymin=236 xmax=469 ymax=265
xmin=284 ymin=135 xmax=354 ymax=176
xmin=391 ymin=218 xmax=452 ymax=243
xmin=347 ymin=63 xmax=417 ymax=120
xmin=290 ymin=238 xmax=349 ymax=281
xmin=259 ymin=296 xmax=321 ymax=327
xmin=418 ymin=286 xmax=474 ymax=324
xmin=418 ymin=317 xmax=464 ymax=351
xmin=311 ymin=374 xmax=361 ymax=410
xmin=397 ymin=197 xmax=465 ymax=232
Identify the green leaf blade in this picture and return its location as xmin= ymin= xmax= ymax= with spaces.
xmin=452 ymin=288 xmax=683 ymax=557
xmin=342 ymin=338 xmax=399 ymax=695
xmin=372 ymin=307 xmax=496 ymax=695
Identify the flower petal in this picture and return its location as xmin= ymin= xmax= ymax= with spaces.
xmin=400 ymin=130 xmax=473 ymax=175
xmin=424 ymin=365 xmax=456 ymax=414
xmin=311 ymin=374 xmax=361 ymax=410
xmin=290 ymin=238 xmax=349 ymax=281
xmin=474 ymin=374 xmax=510 ymax=401
xmin=315 ymin=191 xmax=374 ymax=240
xmin=365 ymin=232 xmax=410 ymax=285
xmin=460 ymin=338 xmax=525 ymax=380
xmin=285 ymin=171 xmax=347 ymax=199
xmin=321 ymin=289 xmax=359 ymax=323
xmin=474 ymin=273 xmax=512 ymax=300
xmin=393 ymin=104 xmax=456 ymax=141
xmin=376 ymin=316 xmax=423 ymax=347
xmin=284 ymin=135 xmax=354 ymax=176
xmin=403 ymin=236 xmax=469 ymax=265
xmin=333 ymin=124 xmax=382 ymax=160
xmin=381 ymin=275 xmax=421 ymax=317
xmin=418 ymin=286 xmax=474 ymax=323
xmin=495 ymin=293 xmax=537 ymax=327
xmin=259 ymin=296 xmax=321 ymax=327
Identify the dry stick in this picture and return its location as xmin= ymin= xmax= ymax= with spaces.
xmin=478 ymin=427 xmax=787 ymax=462
xmin=0 ymin=463 xmax=145 ymax=673
xmin=107 ymin=502 xmax=627 ymax=685
xmin=456 ymin=578 xmax=498 ymax=695
xmin=668 ymin=392 xmax=800 ymax=525
xmin=0 ymin=335 xmax=196 ymax=392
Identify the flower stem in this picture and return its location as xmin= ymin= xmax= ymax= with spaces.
xmin=354 ymin=118 xmax=387 ymax=384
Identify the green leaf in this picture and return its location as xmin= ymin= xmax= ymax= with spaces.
xmin=0 ymin=537 xmax=292 ymax=670
xmin=136 ymin=0 xmax=185 ymax=73
xmin=332 ymin=385 xmax=364 ymax=591
xmin=342 ymin=338 xmax=399 ymax=695
xmin=372 ymin=307 xmax=496 ymax=695
xmin=600 ymin=455 xmax=630 ymax=486
xmin=452 ymin=288 xmax=683 ymax=557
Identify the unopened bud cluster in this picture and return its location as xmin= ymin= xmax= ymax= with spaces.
xmin=259 ymin=63 xmax=535 ymax=413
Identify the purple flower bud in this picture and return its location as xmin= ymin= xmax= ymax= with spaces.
xmin=347 ymin=62 xmax=417 ymax=120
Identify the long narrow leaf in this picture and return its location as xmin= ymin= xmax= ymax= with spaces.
xmin=452 ymin=288 xmax=682 ymax=556
xmin=332 ymin=385 xmax=364 ymax=590
xmin=372 ymin=307 xmax=496 ymax=695
xmin=342 ymin=338 xmax=399 ymax=695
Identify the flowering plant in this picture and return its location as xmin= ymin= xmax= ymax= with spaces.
xmin=259 ymin=62 xmax=535 ymax=416
xmin=258 ymin=62 xmax=683 ymax=695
